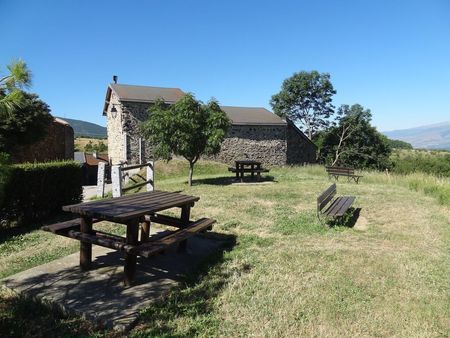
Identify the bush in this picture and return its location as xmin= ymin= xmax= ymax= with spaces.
xmin=0 ymin=161 xmax=83 ymax=226
xmin=0 ymin=152 xmax=11 ymax=207
xmin=391 ymin=150 xmax=450 ymax=177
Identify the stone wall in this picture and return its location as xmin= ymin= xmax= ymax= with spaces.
xmin=12 ymin=121 xmax=74 ymax=163
xmin=106 ymin=97 xmax=154 ymax=165
xmin=106 ymin=99 xmax=316 ymax=166
xmin=121 ymin=101 xmax=152 ymax=164
xmin=106 ymin=92 xmax=125 ymax=164
xmin=208 ymin=125 xmax=287 ymax=166
xmin=286 ymin=121 xmax=316 ymax=164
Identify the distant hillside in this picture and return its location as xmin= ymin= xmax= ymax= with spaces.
xmin=384 ymin=121 xmax=450 ymax=150
xmin=57 ymin=117 xmax=107 ymax=138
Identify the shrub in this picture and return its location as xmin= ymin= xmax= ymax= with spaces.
xmin=0 ymin=161 xmax=82 ymax=226
xmin=391 ymin=150 xmax=450 ymax=177
xmin=0 ymin=152 xmax=11 ymax=207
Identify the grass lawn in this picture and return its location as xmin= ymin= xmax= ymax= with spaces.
xmin=1 ymin=161 xmax=449 ymax=337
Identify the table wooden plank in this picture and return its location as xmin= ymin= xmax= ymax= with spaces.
xmin=63 ymin=190 xmax=199 ymax=222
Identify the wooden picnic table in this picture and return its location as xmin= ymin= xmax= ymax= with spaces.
xmin=45 ymin=190 xmax=215 ymax=285
xmin=228 ymin=160 xmax=270 ymax=182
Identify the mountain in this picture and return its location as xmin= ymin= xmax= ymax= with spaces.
xmin=383 ymin=121 xmax=450 ymax=150
xmin=57 ymin=117 xmax=107 ymax=138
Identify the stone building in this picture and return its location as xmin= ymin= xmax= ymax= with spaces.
xmin=12 ymin=117 xmax=74 ymax=163
xmin=102 ymin=81 xmax=316 ymax=166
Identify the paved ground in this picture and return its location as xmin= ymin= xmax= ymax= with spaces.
xmin=82 ymin=184 xmax=112 ymax=201
xmin=1 ymin=233 xmax=230 ymax=331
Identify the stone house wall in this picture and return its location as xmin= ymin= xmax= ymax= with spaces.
xmin=286 ymin=122 xmax=317 ymax=164
xmin=106 ymin=94 xmax=152 ymax=165
xmin=106 ymin=99 xmax=317 ymax=166
xmin=208 ymin=125 xmax=288 ymax=166
xmin=12 ymin=121 xmax=74 ymax=163
xmin=106 ymin=92 xmax=124 ymax=164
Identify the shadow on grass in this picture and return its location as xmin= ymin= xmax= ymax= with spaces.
xmin=0 ymin=212 xmax=74 ymax=243
xmin=193 ymin=175 xmax=276 ymax=186
xmin=132 ymin=232 xmax=237 ymax=337
xmin=0 ymin=290 xmax=103 ymax=338
xmin=1 ymin=231 xmax=236 ymax=336
xmin=328 ymin=207 xmax=361 ymax=228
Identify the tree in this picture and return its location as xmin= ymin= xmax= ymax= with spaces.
xmin=142 ymin=93 xmax=231 ymax=186
xmin=387 ymin=138 xmax=413 ymax=149
xmin=318 ymin=104 xmax=391 ymax=170
xmin=270 ymin=71 xmax=336 ymax=139
xmin=0 ymin=92 xmax=53 ymax=153
xmin=0 ymin=60 xmax=32 ymax=117
xmin=84 ymin=140 xmax=107 ymax=153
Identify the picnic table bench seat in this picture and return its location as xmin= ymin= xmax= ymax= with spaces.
xmin=42 ymin=216 xmax=215 ymax=257
xmin=317 ymin=183 xmax=355 ymax=220
xmin=228 ymin=167 xmax=269 ymax=173
xmin=135 ymin=217 xmax=216 ymax=258
xmin=325 ymin=166 xmax=363 ymax=184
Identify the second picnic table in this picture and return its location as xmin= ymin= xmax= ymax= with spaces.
xmin=43 ymin=190 xmax=215 ymax=285
xmin=228 ymin=159 xmax=269 ymax=182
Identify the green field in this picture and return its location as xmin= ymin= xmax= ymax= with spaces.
xmin=1 ymin=161 xmax=449 ymax=337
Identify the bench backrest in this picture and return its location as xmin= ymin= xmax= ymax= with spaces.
xmin=325 ymin=166 xmax=355 ymax=175
xmin=317 ymin=183 xmax=336 ymax=213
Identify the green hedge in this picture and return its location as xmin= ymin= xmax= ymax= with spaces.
xmin=0 ymin=161 xmax=83 ymax=226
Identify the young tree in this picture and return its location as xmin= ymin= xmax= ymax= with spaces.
xmin=270 ymin=70 xmax=336 ymax=139
xmin=0 ymin=92 xmax=53 ymax=153
xmin=142 ymin=93 xmax=231 ymax=186
xmin=0 ymin=60 xmax=32 ymax=117
xmin=319 ymin=104 xmax=391 ymax=170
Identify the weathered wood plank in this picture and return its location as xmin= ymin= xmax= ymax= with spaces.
xmin=62 ymin=191 xmax=200 ymax=223
xmin=135 ymin=218 xmax=216 ymax=258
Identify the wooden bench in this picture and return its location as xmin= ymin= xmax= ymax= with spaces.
xmin=325 ymin=166 xmax=363 ymax=184
xmin=41 ymin=217 xmax=215 ymax=257
xmin=228 ymin=167 xmax=270 ymax=181
xmin=317 ymin=183 xmax=355 ymax=221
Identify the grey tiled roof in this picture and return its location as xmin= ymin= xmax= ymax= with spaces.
xmin=220 ymin=106 xmax=286 ymax=125
xmin=110 ymin=84 xmax=185 ymax=103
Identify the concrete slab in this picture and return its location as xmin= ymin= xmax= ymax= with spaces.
xmin=1 ymin=234 xmax=228 ymax=331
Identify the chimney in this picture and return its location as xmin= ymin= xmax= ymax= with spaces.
xmin=113 ymin=75 xmax=118 ymax=84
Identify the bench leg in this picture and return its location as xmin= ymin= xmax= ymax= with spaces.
xmin=80 ymin=217 xmax=93 ymax=270
xmin=124 ymin=219 xmax=139 ymax=286
xmin=178 ymin=205 xmax=191 ymax=252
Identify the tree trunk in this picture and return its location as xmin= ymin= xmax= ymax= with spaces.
xmin=188 ymin=161 xmax=194 ymax=186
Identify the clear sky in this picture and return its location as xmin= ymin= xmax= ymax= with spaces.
xmin=1 ymin=0 xmax=449 ymax=131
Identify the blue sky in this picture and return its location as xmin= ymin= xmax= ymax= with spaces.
xmin=1 ymin=0 xmax=449 ymax=131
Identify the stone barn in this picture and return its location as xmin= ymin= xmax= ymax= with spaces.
xmin=102 ymin=81 xmax=316 ymax=166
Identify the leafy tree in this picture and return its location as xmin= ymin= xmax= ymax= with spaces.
xmin=387 ymin=138 xmax=413 ymax=149
xmin=0 ymin=92 xmax=53 ymax=153
xmin=84 ymin=140 xmax=107 ymax=153
xmin=318 ymin=104 xmax=391 ymax=170
xmin=142 ymin=93 xmax=231 ymax=186
xmin=270 ymin=70 xmax=336 ymax=139
xmin=0 ymin=60 xmax=32 ymax=117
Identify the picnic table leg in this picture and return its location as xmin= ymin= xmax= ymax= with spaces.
xmin=124 ymin=219 xmax=139 ymax=286
xmin=80 ymin=217 xmax=93 ymax=270
xmin=141 ymin=216 xmax=151 ymax=242
xmin=178 ymin=205 xmax=191 ymax=252
xmin=251 ymin=164 xmax=255 ymax=180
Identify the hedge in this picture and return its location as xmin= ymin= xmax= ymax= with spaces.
xmin=0 ymin=161 xmax=83 ymax=226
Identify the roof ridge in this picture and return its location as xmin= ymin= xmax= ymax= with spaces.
xmin=111 ymin=83 xmax=183 ymax=91
xmin=220 ymin=105 xmax=268 ymax=110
